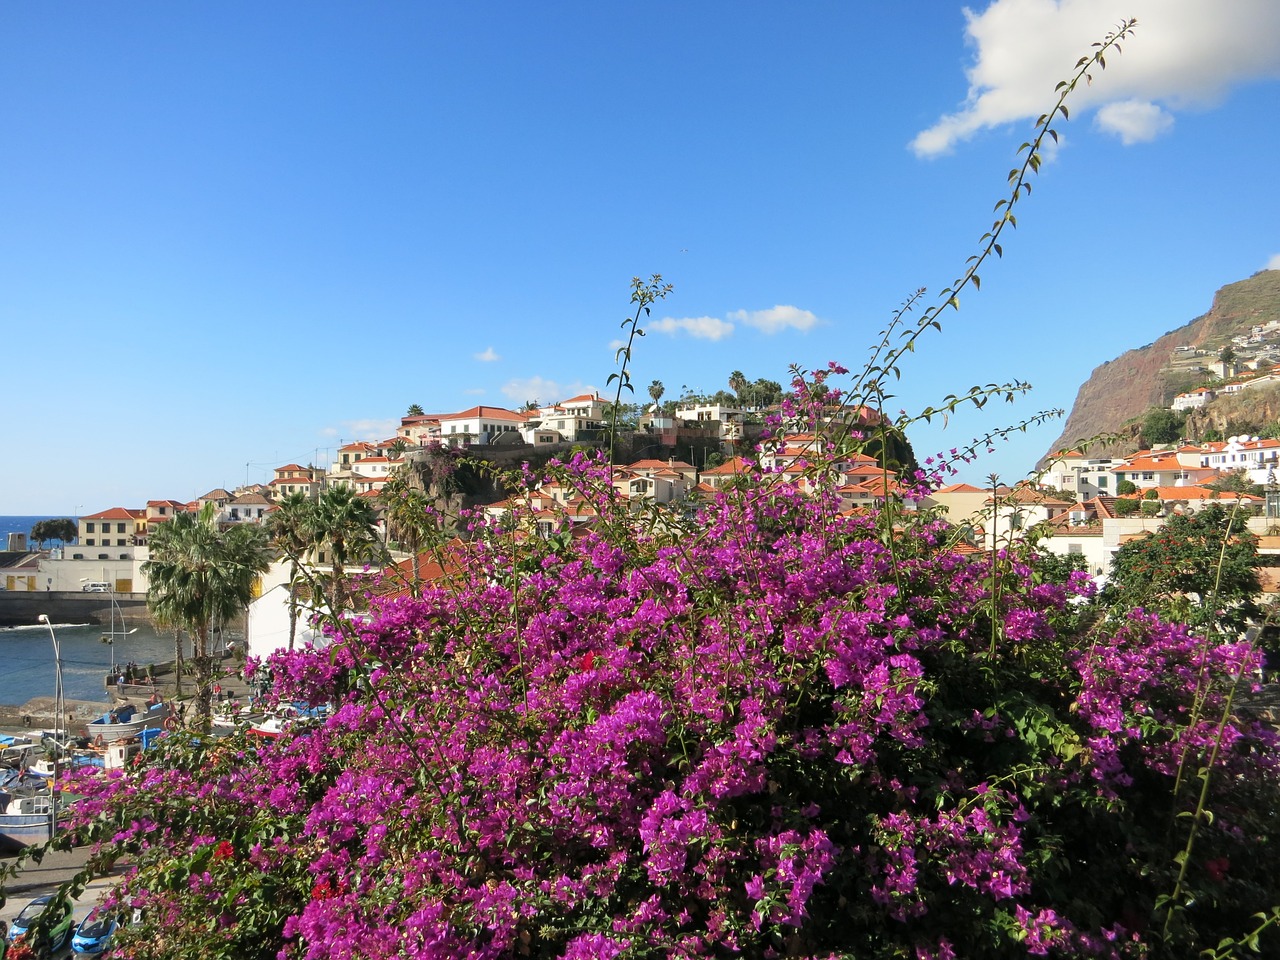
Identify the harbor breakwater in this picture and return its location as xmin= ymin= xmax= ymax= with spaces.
xmin=0 ymin=591 xmax=152 ymax=628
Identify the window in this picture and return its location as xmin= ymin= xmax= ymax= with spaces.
xmin=86 ymin=538 xmax=95 ymax=546
xmin=117 ymin=523 xmax=126 ymax=534
xmin=86 ymin=522 xmax=95 ymax=533
xmin=1098 ymin=476 xmax=1108 ymax=488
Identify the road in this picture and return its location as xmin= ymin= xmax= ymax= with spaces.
xmin=0 ymin=845 xmax=120 ymax=955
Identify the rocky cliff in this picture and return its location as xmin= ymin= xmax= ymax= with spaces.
xmin=1041 ymin=270 xmax=1280 ymax=460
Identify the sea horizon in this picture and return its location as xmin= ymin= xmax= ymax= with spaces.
xmin=0 ymin=515 xmax=75 ymax=548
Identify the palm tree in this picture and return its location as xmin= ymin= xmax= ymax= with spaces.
xmin=379 ymin=470 xmax=437 ymax=597
xmin=267 ymin=491 xmax=315 ymax=651
xmin=648 ymin=380 xmax=665 ymax=408
xmin=406 ymin=403 xmax=425 ymax=417
xmin=309 ymin=486 xmax=383 ymax=611
xmin=728 ymin=370 xmax=747 ymax=403
xmin=144 ymin=503 xmax=271 ymax=725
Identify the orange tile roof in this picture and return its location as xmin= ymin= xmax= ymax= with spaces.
xmin=439 ymin=405 xmax=526 ymax=422
xmin=84 ymin=506 xmax=139 ymax=520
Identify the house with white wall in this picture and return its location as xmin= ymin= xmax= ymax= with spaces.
xmin=436 ymin=406 xmax=527 ymax=446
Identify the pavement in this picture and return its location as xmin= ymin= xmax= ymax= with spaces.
xmin=0 ymin=845 xmax=121 ymax=954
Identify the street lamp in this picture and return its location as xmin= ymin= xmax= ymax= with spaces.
xmin=36 ymin=614 xmax=63 ymax=835
xmin=81 ymin=578 xmax=136 ymax=677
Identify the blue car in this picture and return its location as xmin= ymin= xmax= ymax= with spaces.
xmin=71 ymin=905 xmax=122 ymax=955
xmin=7 ymin=894 xmax=74 ymax=954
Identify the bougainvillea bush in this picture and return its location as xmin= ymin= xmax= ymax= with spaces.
xmin=59 ymin=430 xmax=1280 ymax=959
xmin=48 ymin=25 xmax=1280 ymax=958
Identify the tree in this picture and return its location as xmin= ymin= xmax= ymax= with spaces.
xmin=1140 ymin=406 xmax=1185 ymax=446
xmin=1102 ymin=504 xmax=1261 ymax=631
xmin=728 ymin=369 xmax=747 ymax=402
xmin=522 ymin=399 xmax=541 ymax=412
xmin=1116 ymin=479 xmax=1137 ymax=496
xmin=745 ymin=377 xmax=783 ymax=408
xmin=406 ymin=403 xmax=424 ymax=417
xmin=308 ymin=486 xmax=383 ymax=611
xmin=143 ymin=503 xmax=271 ymax=724
xmin=647 ymin=380 xmax=664 ymax=407
xmin=29 ymin=518 xmax=77 ymax=549
xmin=378 ymin=470 xmax=438 ymax=598
xmin=1204 ymin=468 xmax=1261 ymax=495
xmin=266 ymin=492 xmax=316 ymax=652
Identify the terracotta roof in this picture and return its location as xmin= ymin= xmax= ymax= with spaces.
xmin=83 ymin=506 xmax=138 ymax=520
xmin=701 ymin=457 xmax=750 ymax=476
xmin=558 ymin=393 xmax=606 ymax=404
xmin=933 ymin=482 xmax=986 ymax=494
xmin=439 ymin=405 xmax=526 ymax=422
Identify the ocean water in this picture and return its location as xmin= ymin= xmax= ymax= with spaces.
xmin=0 ymin=515 xmax=74 ymax=548
xmin=0 ymin=621 xmax=185 ymax=708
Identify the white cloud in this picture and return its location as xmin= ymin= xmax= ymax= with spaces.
xmin=340 ymin=418 xmax=399 ymax=440
xmin=649 ymin=315 xmax=737 ymax=341
xmin=728 ymin=305 xmax=821 ymax=334
xmin=463 ymin=387 xmax=486 ymax=395
xmin=1265 ymin=254 xmax=1280 ymax=271
xmin=473 ymin=346 xmax=500 ymax=362
xmin=608 ymin=338 xmax=627 ymax=351
xmin=912 ymin=0 xmax=1280 ymax=157
xmin=500 ymin=376 xmax=596 ymax=407
xmin=1094 ymin=99 xmax=1174 ymax=143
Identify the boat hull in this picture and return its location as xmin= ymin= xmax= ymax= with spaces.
xmin=0 ymin=813 xmax=53 ymax=851
xmin=84 ymin=703 xmax=172 ymax=742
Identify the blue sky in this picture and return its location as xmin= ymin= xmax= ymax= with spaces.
xmin=4 ymin=1 xmax=1279 ymax=514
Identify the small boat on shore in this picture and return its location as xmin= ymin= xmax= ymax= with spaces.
xmin=0 ymin=734 xmax=36 ymax=769
xmin=84 ymin=700 xmax=172 ymax=743
xmin=0 ymin=772 xmax=54 ymax=850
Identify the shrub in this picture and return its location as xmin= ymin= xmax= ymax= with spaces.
xmin=52 ymin=21 xmax=1280 ymax=960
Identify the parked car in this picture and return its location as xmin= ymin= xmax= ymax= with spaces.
xmin=7 ymin=894 xmax=74 ymax=955
xmin=81 ymin=582 xmax=110 ymax=593
xmin=71 ymin=905 xmax=123 ymax=955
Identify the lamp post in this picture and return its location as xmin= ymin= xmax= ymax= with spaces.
xmin=82 ymin=578 xmax=137 ymax=678
xmin=36 ymin=614 xmax=63 ymax=835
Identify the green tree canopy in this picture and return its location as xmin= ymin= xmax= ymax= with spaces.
xmin=29 ymin=518 xmax=77 ymax=548
xmin=143 ymin=503 xmax=271 ymax=723
xmin=1101 ymin=504 xmax=1261 ymax=631
xmin=1140 ymin=407 xmax=1185 ymax=446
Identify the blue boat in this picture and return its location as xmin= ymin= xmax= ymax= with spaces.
xmin=84 ymin=699 xmax=172 ymax=744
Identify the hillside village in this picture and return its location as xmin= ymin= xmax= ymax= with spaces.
xmin=8 ymin=375 xmax=1280 ymax=645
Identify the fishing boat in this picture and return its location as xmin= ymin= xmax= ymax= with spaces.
xmin=0 ymin=772 xmax=54 ymax=850
xmin=84 ymin=700 xmax=173 ymax=743
xmin=0 ymin=734 xmax=36 ymax=769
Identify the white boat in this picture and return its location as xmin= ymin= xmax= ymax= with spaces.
xmin=26 ymin=752 xmax=103 ymax=778
xmin=0 ymin=775 xmax=54 ymax=850
xmin=84 ymin=700 xmax=172 ymax=743
xmin=0 ymin=734 xmax=36 ymax=768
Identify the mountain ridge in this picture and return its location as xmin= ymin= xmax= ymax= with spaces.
xmin=1040 ymin=269 xmax=1280 ymax=462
